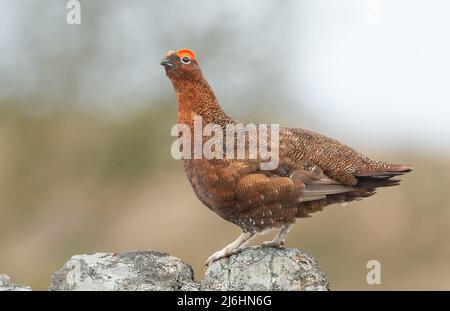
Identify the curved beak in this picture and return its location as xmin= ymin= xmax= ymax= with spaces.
xmin=160 ymin=57 xmax=174 ymax=68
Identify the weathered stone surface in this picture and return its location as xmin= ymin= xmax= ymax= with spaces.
xmin=0 ymin=274 xmax=32 ymax=291
xmin=47 ymin=248 xmax=329 ymax=291
xmin=48 ymin=251 xmax=200 ymax=291
xmin=201 ymin=247 xmax=329 ymax=291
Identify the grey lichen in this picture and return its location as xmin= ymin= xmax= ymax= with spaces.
xmin=0 ymin=274 xmax=32 ymax=291
xmin=9 ymin=247 xmax=328 ymax=291
xmin=48 ymin=251 xmax=200 ymax=291
xmin=201 ymin=247 xmax=329 ymax=291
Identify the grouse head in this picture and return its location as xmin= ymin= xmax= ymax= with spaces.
xmin=161 ymin=49 xmax=203 ymax=81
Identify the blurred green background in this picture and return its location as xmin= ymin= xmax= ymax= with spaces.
xmin=1 ymin=0 xmax=449 ymax=290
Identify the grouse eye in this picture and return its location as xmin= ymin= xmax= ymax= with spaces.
xmin=180 ymin=56 xmax=191 ymax=64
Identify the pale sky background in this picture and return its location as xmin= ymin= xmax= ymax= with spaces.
xmin=293 ymin=0 xmax=450 ymax=150
xmin=0 ymin=0 xmax=449 ymax=150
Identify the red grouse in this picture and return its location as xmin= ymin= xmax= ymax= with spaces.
xmin=161 ymin=49 xmax=413 ymax=266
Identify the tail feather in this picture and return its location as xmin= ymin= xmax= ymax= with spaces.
xmin=356 ymin=177 xmax=401 ymax=189
xmin=356 ymin=164 xmax=413 ymax=179
xmin=298 ymin=163 xmax=413 ymax=218
xmin=354 ymin=163 xmax=413 ymax=192
xmin=296 ymin=164 xmax=412 ymax=218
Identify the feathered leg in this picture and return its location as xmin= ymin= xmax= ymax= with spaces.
xmin=261 ymin=223 xmax=293 ymax=248
xmin=205 ymin=231 xmax=255 ymax=266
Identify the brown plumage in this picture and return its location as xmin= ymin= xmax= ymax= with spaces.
xmin=161 ymin=49 xmax=413 ymax=265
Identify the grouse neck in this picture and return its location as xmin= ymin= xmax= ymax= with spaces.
xmin=172 ymin=78 xmax=231 ymax=127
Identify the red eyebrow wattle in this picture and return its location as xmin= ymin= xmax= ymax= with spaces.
xmin=176 ymin=49 xmax=196 ymax=60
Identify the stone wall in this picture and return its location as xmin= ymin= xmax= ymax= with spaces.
xmin=1 ymin=247 xmax=329 ymax=291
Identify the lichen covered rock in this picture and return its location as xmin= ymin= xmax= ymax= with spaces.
xmin=47 ymin=248 xmax=329 ymax=291
xmin=201 ymin=247 xmax=329 ymax=291
xmin=0 ymin=274 xmax=32 ymax=291
xmin=48 ymin=251 xmax=199 ymax=291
